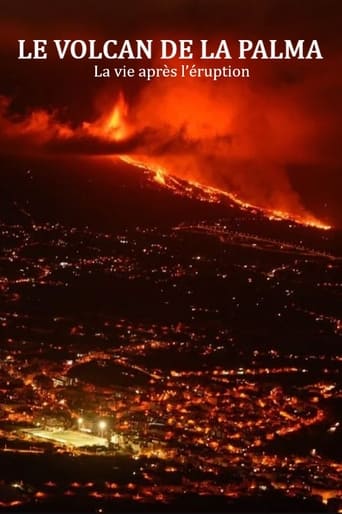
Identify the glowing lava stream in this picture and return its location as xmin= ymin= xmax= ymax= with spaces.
xmin=119 ymin=155 xmax=331 ymax=230
xmin=0 ymin=91 xmax=332 ymax=231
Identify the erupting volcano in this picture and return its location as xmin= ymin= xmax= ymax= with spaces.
xmin=119 ymin=154 xmax=331 ymax=230
xmin=0 ymin=88 xmax=333 ymax=230
xmin=83 ymin=91 xmax=332 ymax=231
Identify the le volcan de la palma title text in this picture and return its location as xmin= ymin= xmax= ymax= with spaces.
xmin=17 ymin=39 xmax=324 ymax=81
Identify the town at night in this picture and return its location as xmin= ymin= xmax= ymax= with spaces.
xmin=0 ymin=158 xmax=341 ymax=511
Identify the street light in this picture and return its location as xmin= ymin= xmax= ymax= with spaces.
xmin=98 ymin=420 xmax=106 ymax=438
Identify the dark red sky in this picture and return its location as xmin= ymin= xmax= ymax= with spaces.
xmin=0 ymin=0 xmax=341 ymax=226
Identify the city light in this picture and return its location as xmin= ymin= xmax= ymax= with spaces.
xmin=98 ymin=420 xmax=107 ymax=437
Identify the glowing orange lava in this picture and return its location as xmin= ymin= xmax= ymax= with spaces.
xmin=101 ymin=94 xmax=331 ymax=231
xmin=0 ymin=92 xmax=332 ymax=231
xmin=120 ymin=155 xmax=331 ymax=230
xmin=82 ymin=92 xmax=130 ymax=141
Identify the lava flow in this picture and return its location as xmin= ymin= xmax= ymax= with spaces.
xmin=0 ymin=92 xmax=332 ymax=230
xmin=93 ymin=92 xmax=331 ymax=231
xmin=119 ymin=155 xmax=331 ymax=230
